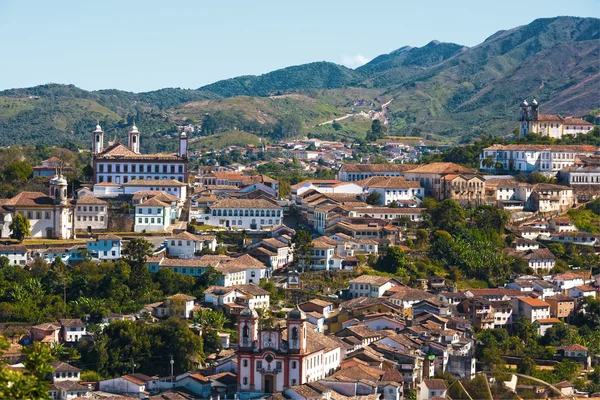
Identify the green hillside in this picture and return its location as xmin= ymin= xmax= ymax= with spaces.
xmin=0 ymin=16 xmax=597 ymax=147
xmin=199 ymin=62 xmax=363 ymax=97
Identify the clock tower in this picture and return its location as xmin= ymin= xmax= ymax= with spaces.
xmin=287 ymin=306 xmax=307 ymax=354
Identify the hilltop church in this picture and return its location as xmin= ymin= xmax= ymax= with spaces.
xmin=518 ymin=99 xmax=593 ymax=139
xmin=91 ymin=124 xmax=189 ymax=186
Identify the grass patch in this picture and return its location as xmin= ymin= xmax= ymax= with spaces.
xmin=191 ymin=131 xmax=261 ymax=150
xmin=566 ymin=208 xmax=600 ymax=233
xmin=455 ymin=278 xmax=489 ymax=289
xmin=22 ymin=239 xmax=88 ymax=246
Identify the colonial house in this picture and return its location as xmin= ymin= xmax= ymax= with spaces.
xmin=348 ymin=276 xmax=401 ymax=298
xmin=357 ymin=176 xmax=423 ymax=206
xmin=479 ymin=144 xmax=597 ymax=174
xmin=0 ymin=245 xmax=28 ymax=266
xmin=134 ymin=197 xmax=172 ymax=232
xmin=511 ymin=297 xmax=551 ymax=323
xmin=59 ymin=319 xmax=87 ymax=343
xmin=528 ymin=183 xmax=576 ymax=213
xmin=204 ymin=284 xmax=270 ymax=314
xmin=33 ymin=157 xmax=73 ymax=178
xmin=208 ymin=199 xmax=282 ymax=230
xmin=338 ymin=163 xmax=416 ymax=181
xmin=403 ymin=163 xmax=480 ymax=200
xmin=74 ymin=195 xmax=108 ymax=232
xmin=86 ymin=234 xmax=122 ymax=260
xmin=167 ymin=231 xmax=217 ymax=257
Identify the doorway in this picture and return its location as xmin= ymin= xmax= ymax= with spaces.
xmin=263 ymin=374 xmax=274 ymax=393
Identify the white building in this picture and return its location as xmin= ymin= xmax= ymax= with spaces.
xmin=418 ymin=379 xmax=447 ymax=400
xmin=92 ymin=123 xmax=188 ymax=185
xmin=86 ymin=234 xmax=122 ymax=261
xmin=134 ymin=197 xmax=171 ymax=232
xmin=348 ymin=276 xmax=401 ymax=298
xmin=0 ymin=175 xmax=74 ymax=239
xmin=0 ymin=245 xmax=28 ymax=266
xmin=59 ymin=319 xmax=87 ymax=343
xmin=479 ymin=144 xmax=598 ymax=174
xmin=208 ymin=199 xmax=282 ymax=230
xmin=75 ymin=195 xmax=108 ymax=232
xmin=349 ymin=206 xmax=425 ymax=222
xmin=167 ymin=231 xmax=217 ymax=257
xmin=204 ymin=284 xmax=271 ymax=312
xmin=511 ymin=297 xmax=551 ymax=323
xmin=518 ymin=99 xmax=594 ymax=138
xmin=247 ymin=237 xmax=292 ymax=268
xmin=291 ymin=180 xmax=363 ymax=204
xmin=337 ymin=163 xmax=414 ymax=182
xmin=358 ymin=176 xmax=423 ymax=206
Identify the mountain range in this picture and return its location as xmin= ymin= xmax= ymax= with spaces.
xmin=0 ymin=16 xmax=598 ymax=149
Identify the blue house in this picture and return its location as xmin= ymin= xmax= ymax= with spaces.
xmin=87 ymin=234 xmax=122 ymax=261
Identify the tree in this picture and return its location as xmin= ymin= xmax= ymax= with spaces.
xmin=375 ymin=246 xmax=412 ymax=274
xmin=3 ymin=161 xmax=33 ymax=182
xmin=365 ymin=191 xmax=382 ymax=205
xmin=9 ymin=213 xmax=31 ymax=242
xmin=517 ymin=356 xmax=536 ymax=375
xmin=431 ymin=199 xmax=465 ymax=233
xmin=515 ymin=316 xmax=538 ymax=343
xmin=366 ymin=119 xmax=386 ymax=142
xmin=123 ymin=238 xmax=154 ymax=297
xmin=202 ymin=329 xmax=223 ymax=355
xmin=291 ymin=230 xmax=313 ymax=272
xmin=0 ymin=336 xmax=55 ymax=399
xmin=471 ymin=205 xmax=509 ymax=233
xmin=332 ymin=120 xmax=342 ymax=131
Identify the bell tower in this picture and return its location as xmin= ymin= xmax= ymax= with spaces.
xmin=128 ymin=124 xmax=141 ymax=154
xmin=178 ymin=131 xmax=188 ymax=159
xmin=49 ymin=173 xmax=68 ymax=206
xmin=92 ymin=124 xmax=104 ymax=154
xmin=287 ymin=306 xmax=307 ymax=354
xmin=530 ymin=99 xmax=539 ymax=121
xmin=238 ymin=307 xmax=259 ymax=350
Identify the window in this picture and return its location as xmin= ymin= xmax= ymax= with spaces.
xmin=292 ymin=361 xmax=297 ymax=369
xmin=243 ymin=377 xmax=248 ymax=385
xmin=257 ymin=361 xmax=262 ymax=369
xmin=243 ymin=359 xmax=248 ymax=367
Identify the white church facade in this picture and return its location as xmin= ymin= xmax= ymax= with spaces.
xmin=518 ymin=99 xmax=594 ymax=139
xmin=91 ymin=124 xmax=189 ymax=186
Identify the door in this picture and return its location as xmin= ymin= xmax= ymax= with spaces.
xmin=46 ymin=228 xmax=53 ymax=239
xmin=264 ymin=374 xmax=274 ymax=393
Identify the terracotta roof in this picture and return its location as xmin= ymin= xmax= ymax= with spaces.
xmin=536 ymin=318 xmax=561 ymax=324
xmin=560 ymin=344 xmax=587 ymax=351
xmin=0 ymin=245 xmax=27 ymax=253
xmin=517 ymin=297 xmax=550 ymax=307
xmin=50 ymin=361 xmax=81 ymax=373
xmin=97 ymin=234 xmax=122 ymax=241
xmin=350 ymin=275 xmax=397 ymax=285
xmin=170 ymin=231 xmax=215 ymax=242
xmin=389 ymin=286 xmax=435 ymax=302
xmin=404 ymin=162 xmax=475 ymax=175
xmin=76 ymin=195 xmax=108 ymax=205
xmin=484 ymin=144 xmax=598 ymax=152
xmin=352 ymin=207 xmax=425 ymax=215
xmin=133 ymin=191 xmax=180 ymax=202
xmin=124 ymin=179 xmax=186 ymax=187
xmin=423 ymin=379 xmax=447 ymax=390
xmin=545 ymin=294 xmax=575 ymax=302
xmin=3 ymin=192 xmax=55 ymax=207
xmin=32 ymin=322 xmax=60 ymax=331
xmin=167 ymin=293 xmax=196 ymax=301
xmin=211 ymin=198 xmax=279 ymax=209
xmin=522 ymin=248 xmax=556 ymax=261
xmin=139 ymin=197 xmax=170 ymax=207
xmin=303 ymin=298 xmax=333 ymax=308
xmin=357 ymin=176 xmax=421 ymax=189
xmin=97 ymin=142 xmax=183 ymax=161
xmin=122 ymin=373 xmax=155 ymax=386
xmin=342 ymin=163 xmax=417 ymax=173
xmin=573 ymin=285 xmax=596 ymax=292
xmin=59 ymin=319 xmax=85 ymax=328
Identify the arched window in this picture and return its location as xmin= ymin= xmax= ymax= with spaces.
xmin=243 ymin=325 xmax=249 ymax=339
xmin=291 ymin=327 xmax=298 ymax=341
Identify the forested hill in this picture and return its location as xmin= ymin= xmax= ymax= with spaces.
xmin=0 ymin=16 xmax=598 ymax=147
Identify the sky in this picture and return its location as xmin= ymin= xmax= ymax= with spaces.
xmin=0 ymin=0 xmax=598 ymax=93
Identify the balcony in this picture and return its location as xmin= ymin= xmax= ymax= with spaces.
xmin=257 ymin=365 xmax=282 ymax=374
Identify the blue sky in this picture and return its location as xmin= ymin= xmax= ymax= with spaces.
xmin=1 ymin=0 xmax=598 ymax=92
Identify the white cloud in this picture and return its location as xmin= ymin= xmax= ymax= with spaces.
xmin=340 ymin=54 xmax=370 ymax=67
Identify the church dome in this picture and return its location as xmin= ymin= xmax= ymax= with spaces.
xmin=288 ymin=305 xmax=306 ymax=320
xmin=531 ymin=99 xmax=538 ymax=106
xmin=240 ymin=307 xmax=258 ymax=319
xmin=520 ymin=99 xmax=528 ymax=107
xmin=94 ymin=124 xmax=103 ymax=133
xmin=50 ymin=174 xmax=68 ymax=186
xmin=180 ymin=131 xmax=187 ymax=138
xmin=130 ymin=124 xmax=139 ymax=134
